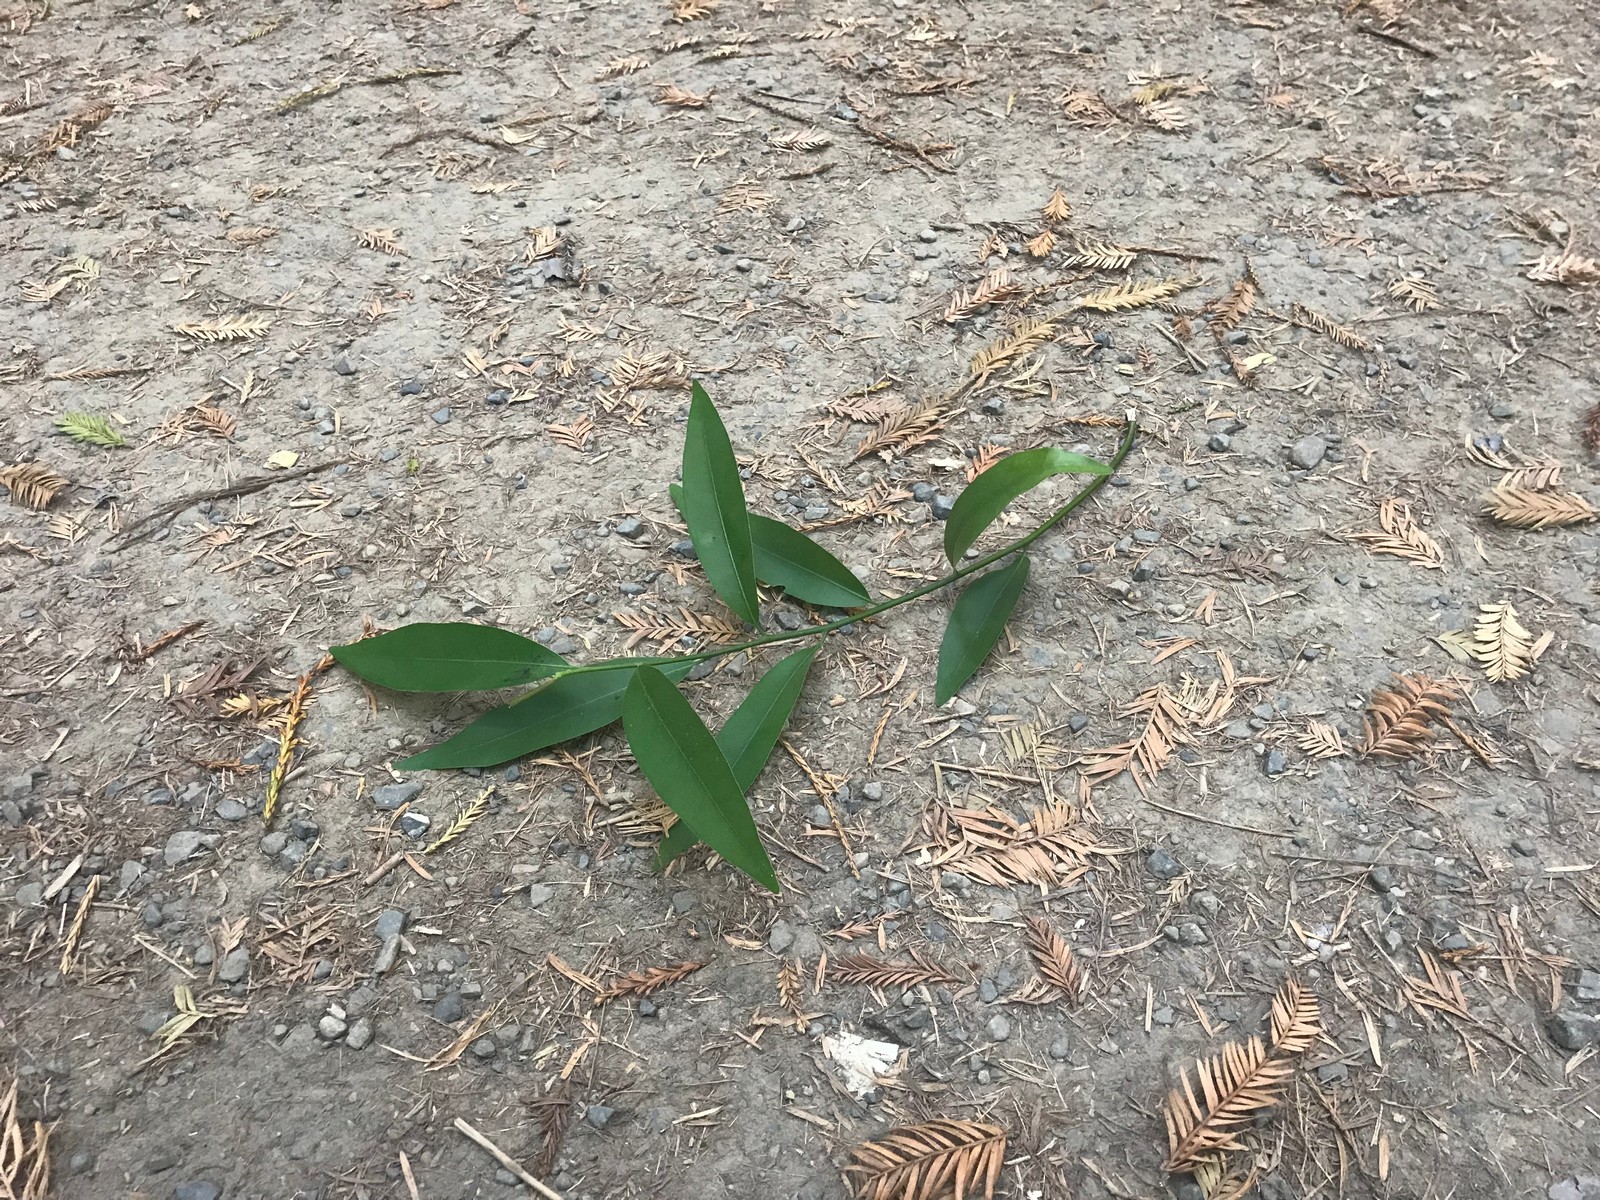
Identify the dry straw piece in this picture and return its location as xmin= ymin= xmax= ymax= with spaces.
xmin=0 ymin=1075 xmax=51 ymax=1200
xmin=845 ymin=1119 xmax=1006 ymax=1200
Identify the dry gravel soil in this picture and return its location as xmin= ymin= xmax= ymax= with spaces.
xmin=4 ymin=1 xmax=1600 ymax=1198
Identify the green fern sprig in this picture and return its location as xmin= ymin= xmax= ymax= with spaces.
xmin=56 ymin=412 xmax=129 ymax=448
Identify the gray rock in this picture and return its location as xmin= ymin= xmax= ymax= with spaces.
xmin=215 ymin=799 xmax=249 ymax=821
xmin=259 ymin=831 xmax=289 ymax=857
xmin=615 ymin=517 xmax=645 ymax=540
xmin=193 ymin=943 xmax=215 ymax=967
xmin=173 ymin=1184 xmax=221 ymax=1200
xmin=977 ymin=979 xmax=999 ymax=1003
xmin=911 ymin=482 xmax=937 ymax=503
xmin=1488 ymin=399 xmax=1514 ymax=420
xmin=1146 ymin=848 xmax=1186 ymax=879
xmin=1512 ymin=838 xmax=1537 ymax=857
xmin=375 ymin=909 xmax=407 ymax=940
xmin=430 ymin=407 xmax=452 ymax=424
xmin=346 ymin=1017 xmax=374 ymax=1050
xmin=1289 ymin=435 xmax=1328 ymax=470
xmin=1263 ymin=748 xmax=1288 ymax=776
xmin=371 ymin=936 xmax=401 ymax=975
xmin=68 ymin=1150 xmax=94 ymax=1174
xmin=217 ymin=946 xmax=250 ymax=984
xmin=332 ymin=355 xmax=357 ymax=376
xmin=1207 ymin=432 xmax=1231 ymax=452
xmin=433 ymin=993 xmax=465 ymax=1024
xmin=986 ymin=1015 xmax=1012 ymax=1042
xmin=586 ymin=1103 xmax=615 ymax=1129
xmin=164 ymin=830 xmax=219 ymax=867
xmin=1547 ymin=1011 xmax=1600 ymax=1051
xmin=374 ymin=781 xmax=423 ymax=810
xmin=469 ymin=1036 xmax=497 ymax=1059
xmin=1316 ymin=1062 xmax=1349 ymax=1084
xmin=860 ymin=781 xmax=884 ymax=802
xmin=930 ymin=494 xmax=955 ymax=521
xmin=1048 ymin=1036 xmax=1070 ymax=1061
xmin=0 ymin=771 xmax=37 ymax=802
xmin=1368 ymin=865 xmax=1397 ymax=893
xmin=398 ymin=812 xmax=431 ymax=838
xmin=14 ymin=882 xmax=42 ymax=908
xmin=526 ymin=884 xmax=554 ymax=909
xmin=317 ymin=1014 xmax=347 ymax=1041
xmin=768 ymin=920 xmax=796 ymax=953
xmin=1577 ymin=970 xmax=1600 ymax=1002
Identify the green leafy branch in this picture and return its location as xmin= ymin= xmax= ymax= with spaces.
xmin=56 ymin=411 xmax=129 ymax=448
xmin=331 ymin=383 xmax=1138 ymax=892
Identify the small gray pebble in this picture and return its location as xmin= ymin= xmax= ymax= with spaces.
xmin=1146 ymin=847 xmax=1186 ymax=879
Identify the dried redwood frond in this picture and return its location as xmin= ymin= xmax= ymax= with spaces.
xmin=846 ymin=1119 xmax=1006 ymax=1200
xmin=1359 ymin=674 xmax=1459 ymax=760
xmin=831 ymin=950 xmax=961 ymax=990
xmin=1022 ymin=915 xmax=1084 ymax=1003
xmin=592 ymin=959 xmax=707 ymax=1004
xmin=1483 ymin=485 xmax=1598 ymax=529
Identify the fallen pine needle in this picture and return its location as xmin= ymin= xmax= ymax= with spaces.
xmin=453 ymin=1117 xmax=566 ymax=1200
xmin=58 ymin=874 xmax=100 ymax=974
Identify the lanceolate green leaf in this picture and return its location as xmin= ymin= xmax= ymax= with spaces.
xmin=681 ymin=382 xmax=761 ymax=626
xmin=943 ymin=447 xmax=1111 ymax=565
xmin=670 ymin=484 xmax=869 ymax=608
xmin=624 ymin=666 xmax=780 ymax=892
xmin=658 ymin=645 xmax=819 ymax=870
xmin=331 ymin=623 xmax=568 ymax=693
xmin=935 ymin=554 xmax=1030 ymax=705
xmin=749 ymin=513 xmax=871 ymax=608
xmin=716 ymin=646 xmax=818 ymax=790
xmin=398 ymin=660 xmax=694 ymax=770
xmin=653 ymin=820 xmax=699 ymax=872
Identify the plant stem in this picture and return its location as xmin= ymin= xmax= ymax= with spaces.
xmin=522 ymin=415 xmax=1138 ymax=695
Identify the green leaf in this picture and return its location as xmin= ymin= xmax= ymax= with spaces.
xmin=716 ymin=646 xmax=818 ymax=790
xmin=399 ymin=660 xmax=694 ymax=770
xmin=681 ymin=381 xmax=760 ymax=626
xmin=653 ymin=820 xmax=698 ymax=872
xmin=56 ymin=411 xmax=128 ymax=448
xmin=656 ymin=645 xmax=818 ymax=869
xmin=624 ymin=666 xmax=780 ymax=892
xmin=935 ymin=554 xmax=1030 ymax=705
xmin=331 ymin=623 xmax=568 ymax=693
xmin=670 ymin=484 xmax=869 ymax=608
xmin=748 ymin=514 xmax=871 ymax=609
xmin=943 ymin=447 xmax=1111 ymax=565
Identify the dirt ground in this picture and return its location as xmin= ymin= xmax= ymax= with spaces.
xmin=4 ymin=0 xmax=1600 ymax=1197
